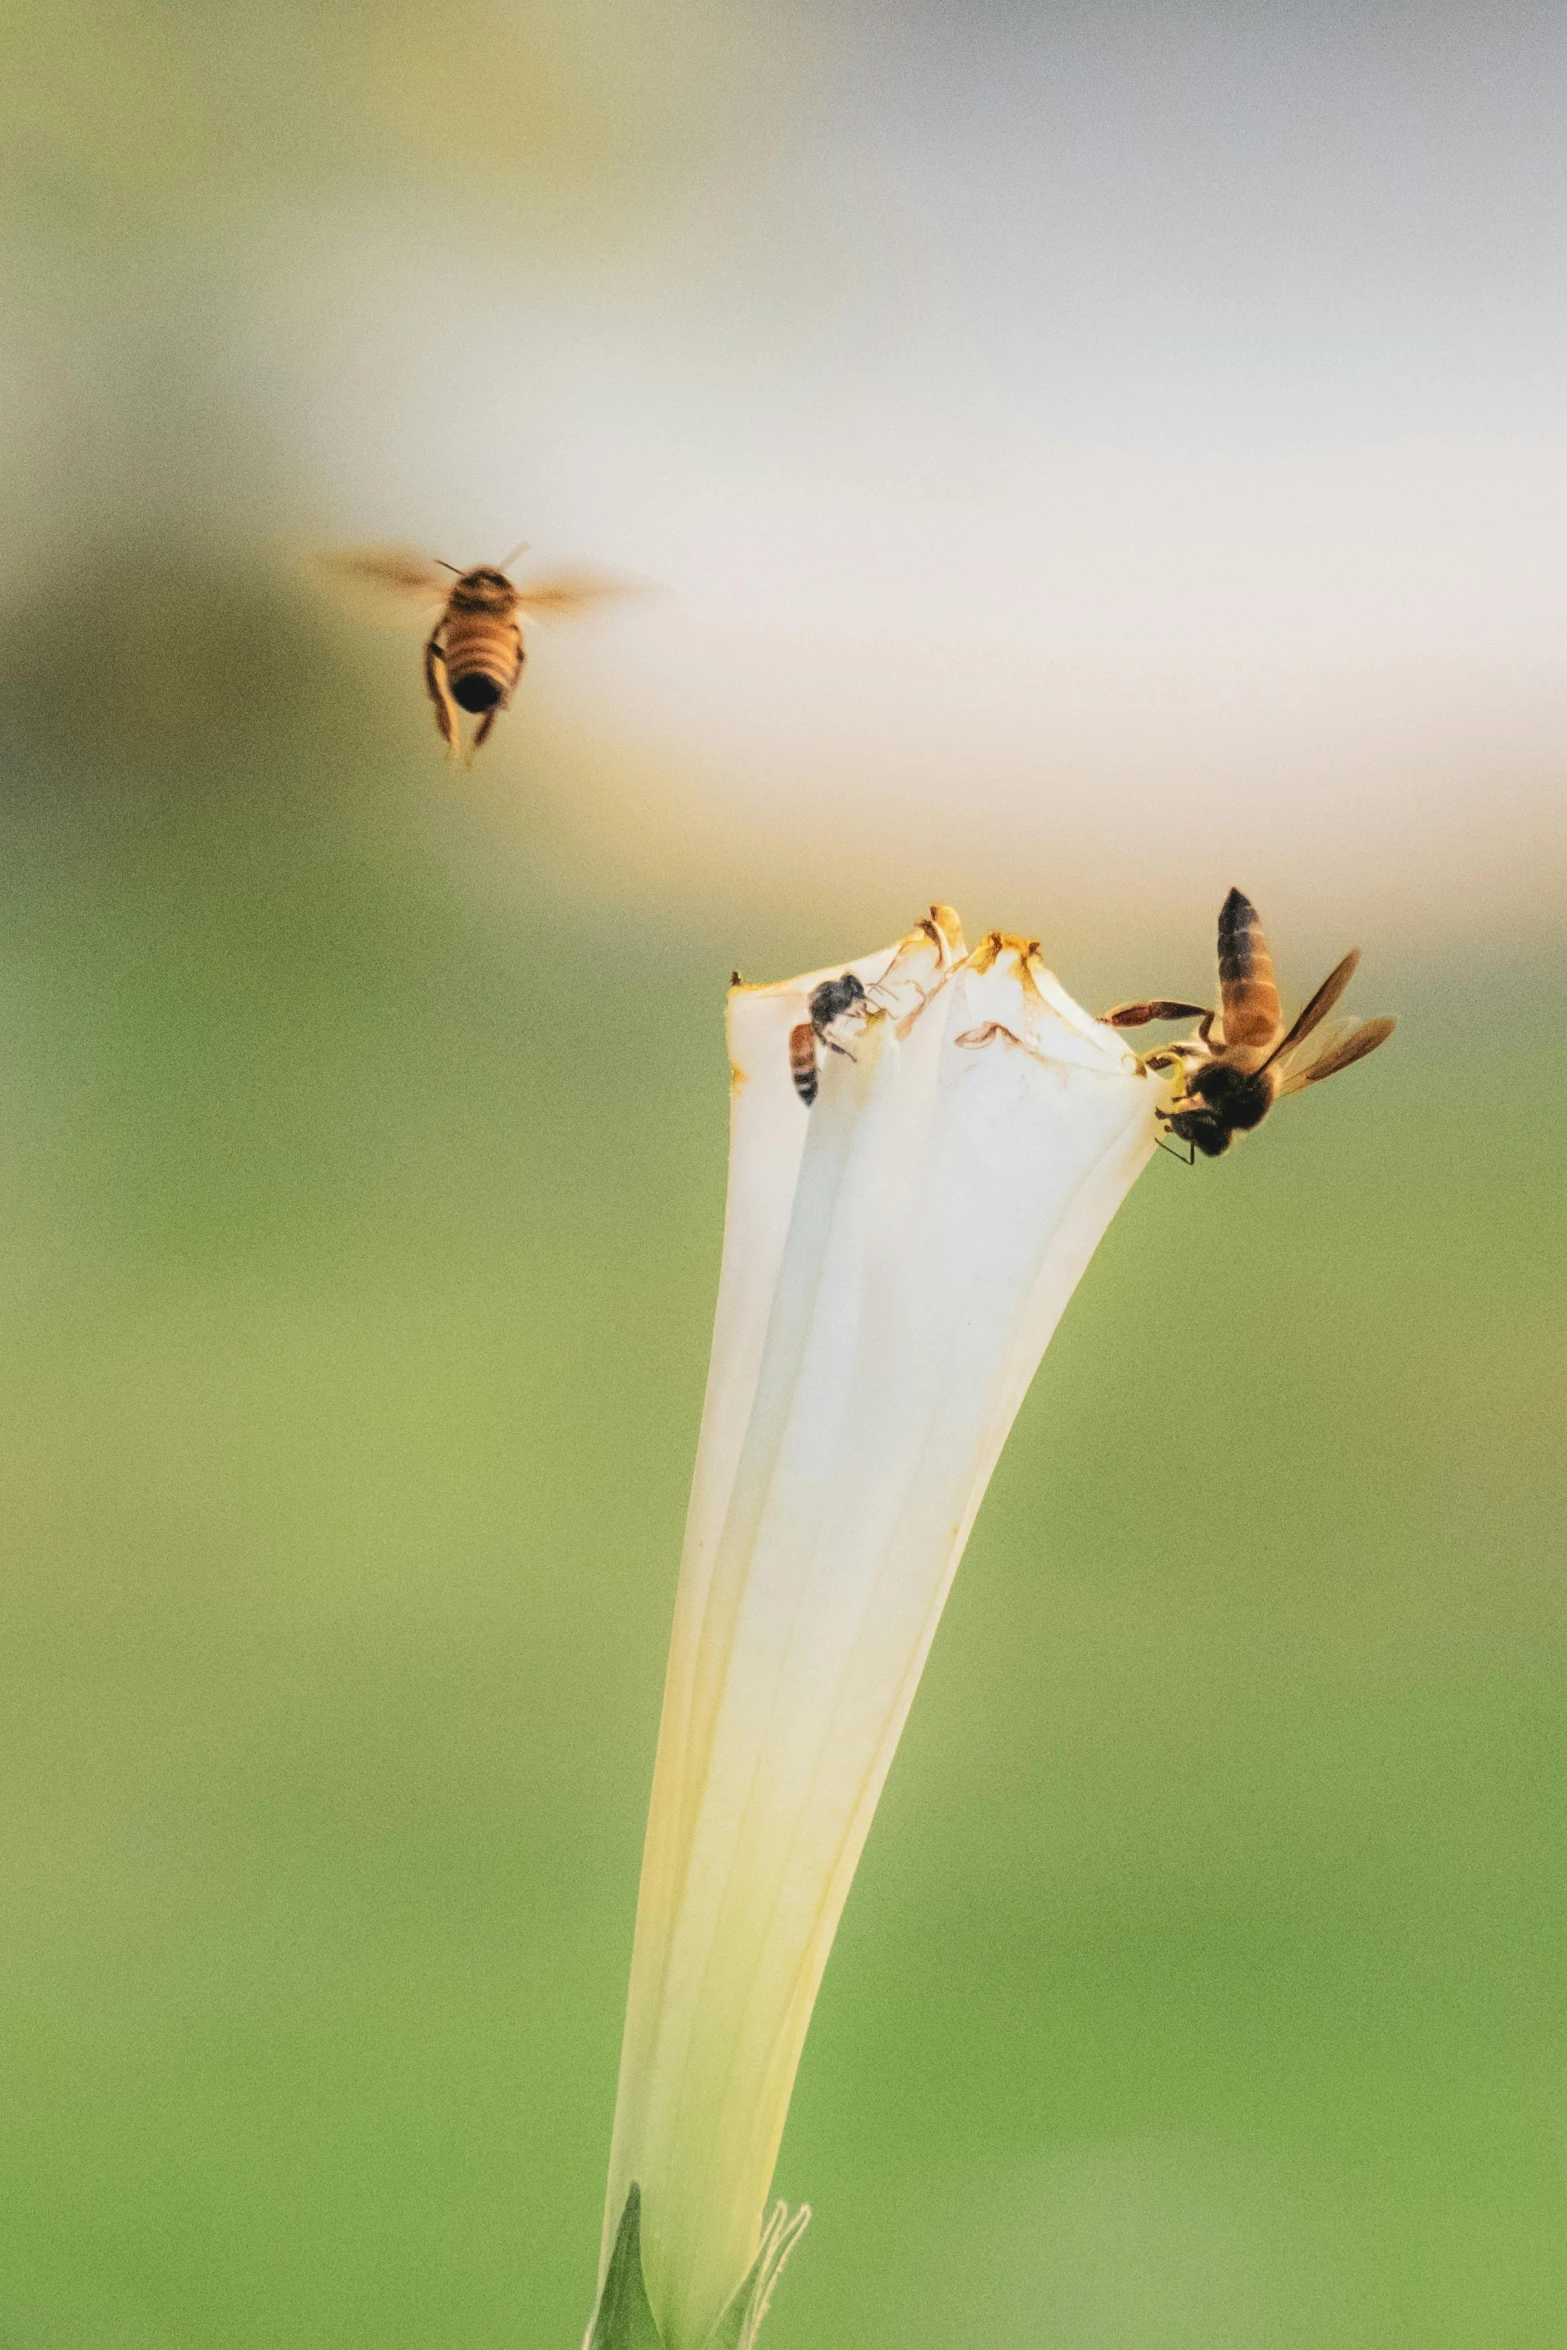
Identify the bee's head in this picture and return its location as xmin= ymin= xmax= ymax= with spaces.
xmin=1165 ymin=1104 xmax=1234 ymax=1157
xmin=808 ymin=971 xmax=867 ymax=1028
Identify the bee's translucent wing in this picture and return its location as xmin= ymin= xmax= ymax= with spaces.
xmin=313 ymin=546 xmax=453 ymax=623
xmin=1258 ymin=950 xmax=1360 ymax=1074
xmin=1276 ymin=1014 xmax=1356 ymax=1079
xmin=1277 ymin=1016 xmax=1396 ymax=1095
xmin=513 ymin=568 xmax=649 ymax=622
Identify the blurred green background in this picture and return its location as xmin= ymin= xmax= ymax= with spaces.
xmin=3 ymin=3 xmax=1567 ymax=2345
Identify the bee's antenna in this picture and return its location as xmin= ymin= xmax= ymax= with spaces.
xmin=495 ymin=539 xmax=531 ymax=572
xmin=436 ymin=559 xmax=462 ymax=575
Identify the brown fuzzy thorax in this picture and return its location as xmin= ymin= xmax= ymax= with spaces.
xmin=449 ymin=567 xmax=521 ymax=616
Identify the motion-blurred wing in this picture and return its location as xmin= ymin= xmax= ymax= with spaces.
xmin=314 ymin=547 xmax=452 ymax=621
xmin=513 ymin=569 xmax=648 ymax=622
xmin=1277 ymin=1016 xmax=1395 ymax=1095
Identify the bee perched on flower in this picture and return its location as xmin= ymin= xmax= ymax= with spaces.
xmin=785 ymin=970 xmax=871 ymax=1106
xmin=1102 ymin=887 xmax=1395 ymax=1162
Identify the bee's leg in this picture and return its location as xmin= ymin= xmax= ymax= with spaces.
xmin=1139 ymin=1046 xmax=1198 ymax=1100
xmin=502 ymin=628 xmax=525 ymax=703
xmin=1100 ymin=999 xmax=1214 ymax=1029
xmin=1154 ymin=1133 xmax=1196 ymax=1165
xmin=822 ymin=1036 xmax=858 ymax=1063
xmin=424 ymin=631 xmax=459 ymax=756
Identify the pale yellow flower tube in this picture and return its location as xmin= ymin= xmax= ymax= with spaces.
xmin=599 ymin=909 xmax=1162 ymax=2349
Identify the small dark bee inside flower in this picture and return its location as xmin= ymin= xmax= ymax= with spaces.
xmin=789 ymin=973 xmax=869 ymax=1107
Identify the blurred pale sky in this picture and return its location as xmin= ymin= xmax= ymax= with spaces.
xmin=4 ymin=0 xmax=1565 ymax=949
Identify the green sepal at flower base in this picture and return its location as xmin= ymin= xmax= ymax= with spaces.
xmin=700 ymin=2201 xmax=810 ymax=2350
xmin=590 ymin=2190 xmax=809 ymax=2350
xmin=587 ymin=2187 xmax=665 ymax=2350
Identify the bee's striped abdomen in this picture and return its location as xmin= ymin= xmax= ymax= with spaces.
xmin=442 ymin=612 xmax=523 ymax=713
xmin=789 ymin=1021 xmax=819 ymax=1106
xmin=1216 ymin=885 xmax=1281 ymax=1050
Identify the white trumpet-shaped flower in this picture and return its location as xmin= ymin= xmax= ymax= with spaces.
xmin=593 ymin=909 xmax=1165 ymax=2350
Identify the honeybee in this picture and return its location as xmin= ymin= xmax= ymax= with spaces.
xmin=1103 ymin=887 xmax=1395 ymax=1161
xmin=317 ymin=543 xmax=637 ymax=757
xmin=789 ymin=972 xmax=871 ymax=1107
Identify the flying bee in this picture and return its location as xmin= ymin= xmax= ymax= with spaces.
xmin=1102 ymin=886 xmax=1395 ymax=1161
xmin=789 ymin=972 xmax=872 ymax=1107
xmin=316 ymin=542 xmax=639 ymax=758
